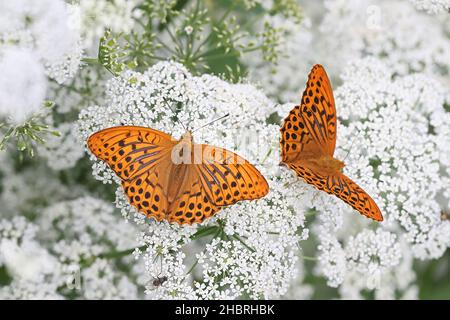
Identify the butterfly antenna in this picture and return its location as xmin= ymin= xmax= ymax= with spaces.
xmin=161 ymin=99 xmax=187 ymax=131
xmin=192 ymin=113 xmax=230 ymax=133
xmin=342 ymin=132 xmax=359 ymax=162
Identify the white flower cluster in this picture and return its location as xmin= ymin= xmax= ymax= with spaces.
xmin=37 ymin=122 xmax=85 ymax=170
xmin=246 ymin=15 xmax=314 ymax=103
xmin=0 ymin=48 xmax=47 ymax=124
xmin=310 ymin=57 xmax=449 ymax=298
xmin=317 ymin=0 xmax=450 ymax=79
xmin=0 ymin=162 xmax=143 ymax=300
xmin=38 ymin=197 xmax=142 ymax=299
xmin=408 ymin=0 xmax=450 ymax=14
xmin=78 ymin=61 xmax=310 ymax=299
xmin=0 ymin=0 xmax=83 ymax=124
xmin=0 ymin=217 xmax=64 ymax=299
xmin=0 ymin=159 xmax=80 ymax=216
xmin=0 ymin=0 xmax=83 ymax=83
xmin=0 ymin=196 xmax=143 ymax=300
xmin=75 ymin=0 xmax=141 ymax=50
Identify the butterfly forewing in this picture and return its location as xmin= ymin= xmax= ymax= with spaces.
xmin=88 ymin=126 xmax=176 ymax=181
xmin=280 ymin=65 xmax=337 ymax=163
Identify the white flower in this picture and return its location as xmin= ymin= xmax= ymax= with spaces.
xmin=246 ymin=15 xmax=314 ymax=103
xmin=184 ymin=26 xmax=194 ymax=35
xmin=75 ymin=0 xmax=140 ymax=50
xmin=39 ymin=197 xmax=140 ymax=262
xmin=78 ymin=61 xmax=309 ymax=299
xmin=0 ymin=160 xmax=80 ymax=215
xmin=0 ymin=47 xmax=47 ymax=124
xmin=309 ymin=56 xmax=449 ymax=298
xmin=346 ymin=230 xmax=401 ymax=288
xmin=0 ymin=217 xmax=64 ymax=299
xmin=37 ymin=122 xmax=85 ymax=170
xmin=408 ymin=0 xmax=450 ymax=14
xmin=49 ymin=67 xmax=106 ymax=114
xmin=38 ymin=197 xmax=143 ymax=299
xmin=0 ymin=0 xmax=83 ymax=84
xmin=0 ymin=239 xmax=58 ymax=281
xmin=317 ymin=0 xmax=450 ymax=78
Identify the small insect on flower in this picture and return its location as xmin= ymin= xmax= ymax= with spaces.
xmin=152 ymin=275 xmax=168 ymax=287
xmin=87 ymin=121 xmax=269 ymax=225
xmin=279 ymin=64 xmax=383 ymax=221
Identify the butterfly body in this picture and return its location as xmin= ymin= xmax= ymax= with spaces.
xmin=280 ymin=65 xmax=383 ymax=222
xmin=88 ymin=126 xmax=269 ymax=225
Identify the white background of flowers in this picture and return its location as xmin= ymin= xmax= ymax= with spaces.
xmin=0 ymin=0 xmax=449 ymax=300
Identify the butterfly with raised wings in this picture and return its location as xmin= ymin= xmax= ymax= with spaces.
xmin=88 ymin=126 xmax=269 ymax=225
xmin=280 ymin=64 xmax=383 ymax=221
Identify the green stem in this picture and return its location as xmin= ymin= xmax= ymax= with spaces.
xmin=232 ymin=234 xmax=256 ymax=253
xmin=302 ymin=255 xmax=317 ymax=262
xmin=81 ymin=57 xmax=100 ymax=64
xmin=186 ymin=259 xmax=198 ymax=275
xmin=80 ymin=245 xmax=146 ymax=268
xmin=191 ymin=5 xmax=233 ymax=58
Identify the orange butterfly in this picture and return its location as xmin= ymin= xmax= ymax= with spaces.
xmin=88 ymin=126 xmax=269 ymax=225
xmin=280 ymin=65 xmax=383 ymax=221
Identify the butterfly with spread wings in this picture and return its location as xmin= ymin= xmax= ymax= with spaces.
xmin=88 ymin=126 xmax=269 ymax=225
xmin=280 ymin=64 xmax=383 ymax=221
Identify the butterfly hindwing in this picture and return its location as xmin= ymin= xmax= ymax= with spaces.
xmin=196 ymin=144 xmax=269 ymax=207
xmin=122 ymin=171 xmax=169 ymax=221
xmin=287 ymin=162 xmax=382 ymax=221
xmin=280 ymin=106 xmax=315 ymax=163
xmin=168 ymin=169 xmax=220 ymax=225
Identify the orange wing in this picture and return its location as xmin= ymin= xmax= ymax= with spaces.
xmin=195 ymin=144 xmax=269 ymax=207
xmin=281 ymin=65 xmax=383 ymax=222
xmin=280 ymin=64 xmax=337 ymax=162
xmin=287 ymin=162 xmax=383 ymax=221
xmin=88 ymin=126 xmax=269 ymax=225
xmin=166 ymin=145 xmax=268 ymax=224
xmin=88 ymin=126 xmax=176 ymax=221
xmin=165 ymin=167 xmax=221 ymax=225
xmin=87 ymin=126 xmax=176 ymax=181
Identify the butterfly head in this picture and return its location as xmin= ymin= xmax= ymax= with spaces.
xmin=180 ymin=130 xmax=194 ymax=143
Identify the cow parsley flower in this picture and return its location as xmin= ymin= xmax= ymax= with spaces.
xmin=75 ymin=0 xmax=141 ymax=50
xmin=306 ymin=56 xmax=450 ymax=298
xmin=78 ymin=61 xmax=309 ymax=299
xmin=317 ymin=0 xmax=450 ymax=78
xmin=0 ymin=159 xmax=81 ymax=216
xmin=338 ymin=238 xmax=417 ymax=299
xmin=408 ymin=0 xmax=450 ymax=14
xmin=0 ymin=217 xmax=64 ymax=299
xmin=37 ymin=122 xmax=85 ymax=170
xmin=0 ymin=47 xmax=47 ymax=124
xmin=38 ymin=197 xmax=142 ymax=299
xmin=0 ymin=0 xmax=83 ymax=84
